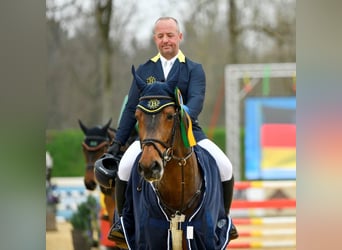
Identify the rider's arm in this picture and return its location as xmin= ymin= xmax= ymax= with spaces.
xmin=184 ymin=63 xmax=206 ymax=121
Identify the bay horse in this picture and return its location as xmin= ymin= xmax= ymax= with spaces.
xmin=120 ymin=66 xmax=232 ymax=249
xmin=79 ymin=118 xmax=116 ymax=224
xmin=79 ymin=119 xmax=137 ymax=225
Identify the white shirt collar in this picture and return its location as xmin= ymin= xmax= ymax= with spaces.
xmin=160 ymin=53 xmax=179 ymax=68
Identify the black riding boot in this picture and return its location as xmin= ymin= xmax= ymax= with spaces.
xmin=222 ymin=176 xmax=239 ymax=241
xmin=108 ymin=178 xmax=128 ymax=249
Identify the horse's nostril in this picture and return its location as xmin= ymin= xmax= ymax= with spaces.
xmin=151 ymin=161 xmax=161 ymax=174
xmin=85 ymin=181 xmax=97 ymax=190
xmin=138 ymin=161 xmax=161 ymax=181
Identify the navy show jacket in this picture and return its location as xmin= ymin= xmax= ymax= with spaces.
xmin=115 ymin=50 xmax=207 ymax=145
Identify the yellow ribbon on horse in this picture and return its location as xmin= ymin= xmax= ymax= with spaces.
xmin=175 ymin=87 xmax=196 ymax=148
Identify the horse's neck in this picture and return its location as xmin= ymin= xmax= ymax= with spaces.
xmin=170 ymin=139 xmax=202 ymax=193
xmin=157 ymin=148 xmax=202 ymax=216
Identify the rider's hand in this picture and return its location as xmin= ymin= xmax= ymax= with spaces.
xmin=107 ymin=140 xmax=122 ymax=157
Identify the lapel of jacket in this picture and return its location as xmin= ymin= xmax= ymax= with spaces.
xmin=150 ymin=53 xmax=165 ymax=81
xmin=167 ymin=50 xmax=186 ymax=80
xmin=150 ymin=51 xmax=186 ymax=82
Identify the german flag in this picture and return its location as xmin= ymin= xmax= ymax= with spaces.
xmin=260 ymin=106 xmax=296 ymax=169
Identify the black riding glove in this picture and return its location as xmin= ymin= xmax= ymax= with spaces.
xmin=107 ymin=140 xmax=122 ymax=157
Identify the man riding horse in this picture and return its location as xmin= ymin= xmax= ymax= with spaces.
xmin=103 ymin=16 xmax=238 ymax=247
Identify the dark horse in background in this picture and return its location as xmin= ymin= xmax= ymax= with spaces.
xmin=78 ymin=119 xmax=136 ymax=229
xmin=79 ymin=119 xmax=116 ymax=224
xmin=120 ymin=66 xmax=232 ymax=249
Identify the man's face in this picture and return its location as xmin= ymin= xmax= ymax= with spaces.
xmin=153 ymin=19 xmax=183 ymax=60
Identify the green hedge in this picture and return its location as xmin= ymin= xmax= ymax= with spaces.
xmin=204 ymin=128 xmax=245 ymax=180
xmin=203 ymin=127 xmax=226 ymax=151
xmin=46 ymin=129 xmax=85 ymax=177
xmin=46 ymin=128 xmax=244 ymax=177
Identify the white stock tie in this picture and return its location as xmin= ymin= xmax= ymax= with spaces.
xmin=164 ymin=61 xmax=172 ymax=79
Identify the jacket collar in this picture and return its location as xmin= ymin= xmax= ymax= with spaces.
xmin=151 ymin=50 xmax=186 ymax=63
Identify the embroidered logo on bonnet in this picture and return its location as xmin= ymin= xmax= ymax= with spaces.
xmin=132 ymin=65 xmax=176 ymax=114
xmin=147 ymin=99 xmax=160 ymax=110
xmin=146 ymin=76 xmax=156 ymax=84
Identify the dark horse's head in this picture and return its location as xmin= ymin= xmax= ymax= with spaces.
xmin=79 ymin=119 xmax=114 ymax=190
xmin=132 ymin=65 xmax=182 ymax=182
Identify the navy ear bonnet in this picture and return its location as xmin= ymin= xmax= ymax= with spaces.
xmin=132 ymin=65 xmax=178 ymax=114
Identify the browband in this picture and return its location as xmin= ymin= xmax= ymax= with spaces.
xmin=139 ymin=95 xmax=174 ymax=101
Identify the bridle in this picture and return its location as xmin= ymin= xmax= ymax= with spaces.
xmin=82 ymin=134 xmax=113 ymax=194
xmin=139 ymin=96 xmax=193 ymax=167
xmin=82 ymin=135 xmax=110 ymax=170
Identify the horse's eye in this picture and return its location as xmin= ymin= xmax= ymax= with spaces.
xmin=166 ymin=113 xmax=174 ymax=120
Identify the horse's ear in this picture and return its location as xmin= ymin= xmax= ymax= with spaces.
xmin=78 ymin=119 xmax=88 ymax=134
xmin=102 ymin=118 xmax=112 ymax=135
xmin=104 ymin=118 xmax=112 ymax=130
xmin=131 ymin=65 xmax=146 ymax=91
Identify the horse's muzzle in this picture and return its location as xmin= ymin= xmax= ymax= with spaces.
xmin=84 ymin=179 xmax=97 ymax=190
xmin=138 ymin=161 xmax=163 ymax=182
